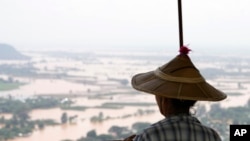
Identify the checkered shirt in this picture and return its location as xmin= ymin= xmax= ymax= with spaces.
xmin=133 ymin=115 xmax=221 ymax=141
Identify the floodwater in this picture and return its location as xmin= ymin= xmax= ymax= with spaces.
xmin=4 ymin=80 xmax=250 ymax=141
xmin=2 ymin=53 xmax=250 ymax=141
xmin=7 ymin=104 xmax=162 ymax=141
xmin=0 ymin=78 xmax=162 ymax=141
xmin=1 ymin=78 xmax=100 ymax=97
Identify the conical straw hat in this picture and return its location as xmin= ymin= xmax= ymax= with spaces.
xmin=131 ymin=47 xmax=227 ymax=101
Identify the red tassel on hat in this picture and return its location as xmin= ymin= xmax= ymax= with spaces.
xmin=179 ymin=46 xmax=191 ymax=55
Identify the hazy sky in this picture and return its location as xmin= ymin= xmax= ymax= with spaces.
xmin=0 ymin=0 xmax=249 ymax=52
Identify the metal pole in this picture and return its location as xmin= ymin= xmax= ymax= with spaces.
xmin=178 ymin=0 xmax=183 ymax=47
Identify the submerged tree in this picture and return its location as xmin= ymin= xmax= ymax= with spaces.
xmin=61 ymin=112 xmax=68 ymax=124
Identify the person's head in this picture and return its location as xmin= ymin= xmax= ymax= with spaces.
xmin=155 ymin=95 xmax=196 ymax=117
xmin=132 ymin=46 xmax=226 ymax=117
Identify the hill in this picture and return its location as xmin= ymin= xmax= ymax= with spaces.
xmin=0 ymin=44 xmax=30 ymax=60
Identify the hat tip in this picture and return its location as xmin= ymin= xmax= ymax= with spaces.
xmin=179 ymin=46 xmax=191 ymax=55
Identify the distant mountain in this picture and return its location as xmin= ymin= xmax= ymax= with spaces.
xmin=0 ymin=44 xmax=30 ymax=60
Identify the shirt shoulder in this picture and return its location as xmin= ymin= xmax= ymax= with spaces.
xmin=133 ymin=115 xmax=222 ymax=141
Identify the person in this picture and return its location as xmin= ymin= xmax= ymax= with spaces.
xmin=123 ymin=46 xmax=227 ymax=141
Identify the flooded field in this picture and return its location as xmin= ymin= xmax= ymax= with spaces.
xmin=7 ymin=105 xmax=162 ymax=141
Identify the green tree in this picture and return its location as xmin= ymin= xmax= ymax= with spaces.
xmin=98 ymin=112 xmax=103 ymax=119
xmin=132 ymin=122 xmax=151 ymax=133
xmin=196 ymin=105 xmax=206 ymax=117
xmin=37 ymin=120 xmax=45 ymax=129
xmin=7 ymin=76 xmax=13 ymax=83
xmin=0 ymin=116 xmax=5 ymax=123
xmin=108 ymin=126 xmax=131 ymax=138
xmin=15 ymin=111 xmax=30 ymax=122
xmin=120 ymin=79 xmax=129 ymax=85
xmin=247 ymin=98 xmax=250 ymax=107
xmin=61 ymin=112 xmax=68 ymax=124
xmin=86 ymin=130 xmax=97 ymax=138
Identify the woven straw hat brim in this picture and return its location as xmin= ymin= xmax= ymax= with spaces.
xmin=131 ymin=71 xmax=227 ymax=101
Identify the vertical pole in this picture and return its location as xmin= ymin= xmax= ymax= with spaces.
xmin=178 ymin=0 xmax=183 ymax=47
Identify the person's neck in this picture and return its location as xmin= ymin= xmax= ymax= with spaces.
xmin=164 ymin=112 xmax=190 ymax=118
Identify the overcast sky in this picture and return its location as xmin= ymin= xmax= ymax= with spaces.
xmin=0 ymin=0 xmax=249 ymax=52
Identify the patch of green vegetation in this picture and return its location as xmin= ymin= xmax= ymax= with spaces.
xmin=75 ymin=122 xmax=152 ymax=141
xmin=75 ymin=100 xmax=250 ymax=141
xmin=94 ymin=105 xmax=123 ymax=109
xmin=94 ymin=102 xmax=156 ymax=109
xmin=0 ymin=97 xmax=63 ymax=114
xmin=101 ymin=102 xmax=156 ymax=107
xmin=226 ymin=92 xmax=243 ymax=96
xmin=0 ymin=82 xmax=23 ymax=91
xmin=0 ymin=115 xmax=59 ymax=140
xmin=60 ymin=106 xmax=88 ymax=111
xmin=0 ymin=97 xmax=66 ymax=140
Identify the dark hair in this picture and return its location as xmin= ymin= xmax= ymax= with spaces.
xmin=170 ymin=98 xmax=197 ymax=115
